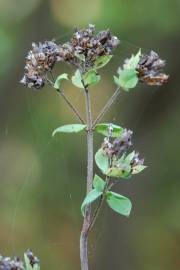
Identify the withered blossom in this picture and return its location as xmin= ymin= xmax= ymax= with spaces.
xmin=102 ymin=129 xmax=133 ymax=158
xmin=57 ymin=24 xmax=120 ymax=71
xmin=101 ymin=128 xmax=145 ymax=178
xmin=20 ymin=41 xmax=61 ymax=89
xmin=0 ymin=256 xmax=24 ymax=270
xmin=136 ymin=50 xmax=169 ymax=86
xmin=20 ymin=24 xmax=119 ymax=89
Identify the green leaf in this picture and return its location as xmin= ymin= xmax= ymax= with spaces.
xmin=83 ymin=69 xmax=101 ymax=87
xmin=132 ymin=165 xmax=147 ymax=174
xmin=113 ymin=75 xmax=120 ymax=87
xmin=24 ymin=253 xmax=40 ymax=270
xmin=95 ymin=148 xmax=109 ymax=174
xmin=52 ymin=124 xmax=87 ymax=136
xmin=33 ymin=265 xmax=40 ymax=270
xmin=106 ymin=191 xmax=132 ymax=217
xmin=94 ymin=55 xmax=113 ymax=69
xmin=119 ymin=69 xmax=138 ymax=91
xmin=24 ymin=253 xmax=33 ymax=270
xmin=107 ymin=164 xmax=131 ymax=178
xmin=93 ymin=174 xmax=106 ymax=192
xmin=95 ymin=123 xmax=124 ymax=137
xmin=81 ymin=189 xmax=102 ymax=216
xmin=54 ymin=73 xmax=69 ymax=90
xmin=124 ymin=151 xmax=135 ymax=164
xmin=71 ymin=69 xmax=84 ymax=88
xmin=124 ymin=49 xmax=141 ymax=70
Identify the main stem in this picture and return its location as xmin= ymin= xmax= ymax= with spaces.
xmin=80 ymin=87 xmax=93 ymax=270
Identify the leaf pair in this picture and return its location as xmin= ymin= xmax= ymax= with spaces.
xmin=72 ymin=69 xmax=100 ymax=88
xmin=52 ymin=122 xmax=123 ymax=137
xmin=81 ymin=175 xmax=132 ymax=217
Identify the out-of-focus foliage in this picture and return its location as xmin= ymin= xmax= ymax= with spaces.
xmin=0 ymin=1 xmax=179 ymax=270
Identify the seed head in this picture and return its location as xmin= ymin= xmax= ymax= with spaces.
xmin=136 ymin=51 xmax=169 ymax=86
xmin=112 ymin=129 xmax=133 ymax=156
xmin=20 ymin=41 xmax=61 ymax=89
xmin=58 ymin=24 xmax=120 ymax=71
xmin=101 ymin=129 xmax=133 ymax=158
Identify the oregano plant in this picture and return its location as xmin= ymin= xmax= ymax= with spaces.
xmin=0 ymin=24 xmax=169 ymax=270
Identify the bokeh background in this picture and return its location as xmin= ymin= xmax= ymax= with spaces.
xmin=0 ymin=0 xmax=180 ymax=269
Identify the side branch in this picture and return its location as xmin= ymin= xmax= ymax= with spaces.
xmin=93 ymin=87 xmax=120 ymax=127
xmin=48 ymin=71 xmax=85 ymax=124
xmin=59 ymin=91 xmax=85 ymax=124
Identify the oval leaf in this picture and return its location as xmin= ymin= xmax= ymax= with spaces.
xmin=83 ymin=69 xmax=101 ymax=87
xmin=106 ymin=191 xmax=132 ymax=217
xmin=106 ymin=163 xmax=131 ymax=179
xmin=119 ymin=69 xmax=138 ymax=91
xmin=81 ymin=189 xmax=102 ymax=217
xmin=93 ymin=174 xmax=106 ymax=192
xmin=132 ymin=165 xmax=147 ymax=174
xmin=71 ymin=69 xmax=84 ymax=88
xmin=124 ymin=151 xmax=135 ymax=164
xmin=95 ymin=123 xmax=124 ymax=137
xmin=54 ymin=73 xmax=69 ymax=90
xmin=95 ymin=148 xmax=109 ymax=174
xmin=94 ymin=55 xmax=113 ymax=69
xmin=52 ymin=124 xmax=87 ymax=136
xmin=124 ymin=49 xmax=141 ymax=70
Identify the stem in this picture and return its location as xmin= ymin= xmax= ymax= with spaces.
xmin=59 ymin=91 xmax=85 ymax=124
xmin=93 ymin=87 xmax=120 ymax=127
xmin=87 ymin=177 xmax=110 ymax=233
xmin=80 ymin=87 xmax=93 ymax=270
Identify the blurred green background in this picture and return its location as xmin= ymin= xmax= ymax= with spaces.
xmin=0 ymin=0 xmax=180 ymax=269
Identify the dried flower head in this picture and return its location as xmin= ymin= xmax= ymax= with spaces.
xmin=58 ymin=24 xmax=120 ymax=71
xmin=20 ymin=41 xmax=61 ymax=89
xmin=25 ymin=250 xmax=39 ymax=267
xmin=0 ymin=256 xmax=24 ymax=270
xmin=136 ymin=51 xmax=169 ymax=86
xmin=112 ymin=129 xmax=133 ymax=156
xmin=102 ymin=129 xmax=133 ymax=158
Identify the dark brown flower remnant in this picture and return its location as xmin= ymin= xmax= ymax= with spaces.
xmin=25 ymin=250 xmax=39 ymax=267
xmin=131 ymin=152 xmax=144 ymax=167
xmin=136 ymin=51 xmax=169 ymax=86
xmin=102 ymin=129 xmax=133 ymax=158
xmin=20 ymin=41 xmax=61 ymax=89
xmin=58 ymin=24 xmax=120 ymax=72
xmin=0 ymin=256 xmax=24 ymax=270
xmin=112 ymin=129 xmax=133 ymax=156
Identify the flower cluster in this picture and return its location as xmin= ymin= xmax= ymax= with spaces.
xmin=20 ymin=41 xmax=61 ymax=89
xmin=0 ymin=256 xmax=24 ymax=270
xmin=59 ymin=24 xmax=119 ymax=71
xmin=102 ymin=129 xmax=133 ymax=157
xmin=0 ymin=250 xmax=39 ymax=270
xmin=136 ymin=50 xmax=169 ymax=86
xmin=101 ymin=128 xmax=145 ymax=178
xmin=20 ymin=24 xmax=119 ymax=90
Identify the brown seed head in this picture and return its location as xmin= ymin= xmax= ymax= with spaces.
xmin=136 ymin=51 xmax=169 ymax=86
